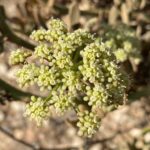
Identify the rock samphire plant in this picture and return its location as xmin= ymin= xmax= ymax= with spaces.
xmin=10 ymin=19 xmax=128 ymax=137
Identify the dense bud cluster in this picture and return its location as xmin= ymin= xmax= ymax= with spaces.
xmin=103 ymin=25 xmax=142 ymax=64
xmin=9 ymin=49 xmax=31 ymax=65
xmin=10 ymin=19 xmax=128 ymax=137
xmin=52 ymin=89 xmax=76 ymax=113
xmin=77 ymin=110 xmax=100 ymax=137
xmin=37 ymin=66 xmax=58 ymax=91
xmin=25 ymin=96 xmax=50 ymax=125
xmin=16 ymin=64 xmax=39 ymax=87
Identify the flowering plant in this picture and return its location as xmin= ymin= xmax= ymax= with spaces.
xmin=10 ymin=19 xmax=128 ymax=137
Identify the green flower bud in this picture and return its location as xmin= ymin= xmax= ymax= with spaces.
xmin=114 ymin=49 xmax=128 ymax=62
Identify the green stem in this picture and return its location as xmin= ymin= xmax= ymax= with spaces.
xmin=44 ymin=85 xmax=60 ymax=103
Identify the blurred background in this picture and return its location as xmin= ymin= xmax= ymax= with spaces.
xmin=0 ymin=0 xmax=150 ymax=150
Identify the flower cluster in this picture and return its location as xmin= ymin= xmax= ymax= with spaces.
xmin=9 ymin=49 xmax=31 ymax=65
xmin=16 ymin=64 xmax=39 ymax=87
xmin=77 ymin=110 xmax=100 ymax=137
xmin=25 ymin=96 xmax=50 ymax=126
xmin=103 ymin=25 xmax=142 ymax=64
xmin=10 ymin=18 xmax=128 ymax=137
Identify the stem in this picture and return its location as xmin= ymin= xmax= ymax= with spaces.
xmin=44 ymin=85 xmax=60 ymax=104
